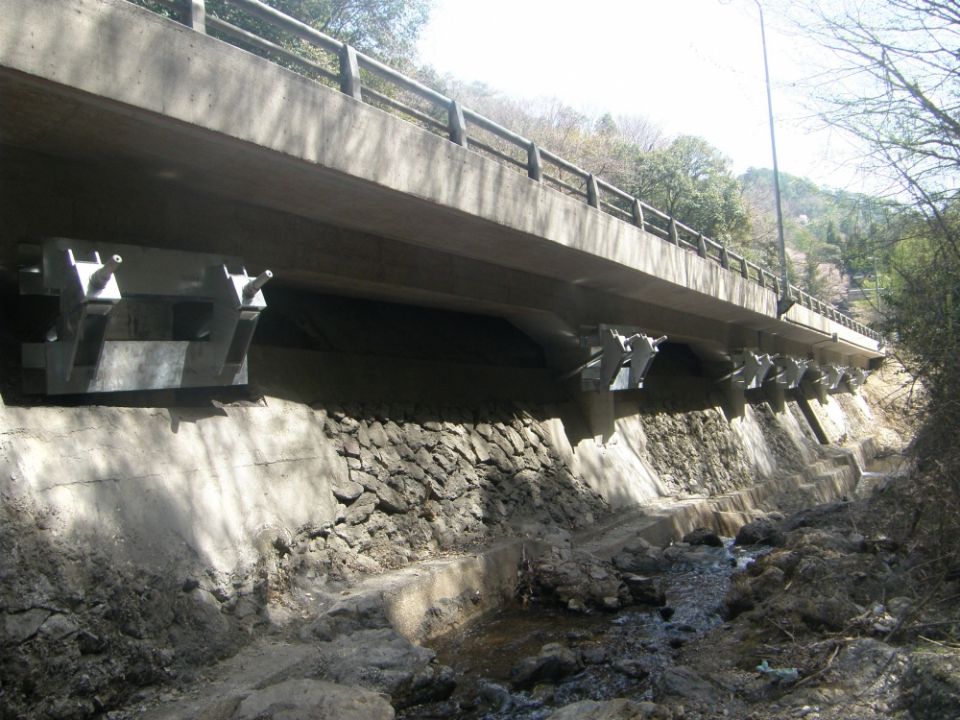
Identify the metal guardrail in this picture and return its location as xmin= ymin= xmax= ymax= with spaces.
xmin=135 ymin=0 xmax=881 ymax=343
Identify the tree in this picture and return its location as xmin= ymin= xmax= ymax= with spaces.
xmin=790 ymin=0 xmax=960 ymax=553
xmin=626 ymin=136 xmax=750 ymax=247
xmin=132 ymin=0 xmax=433 ymax=74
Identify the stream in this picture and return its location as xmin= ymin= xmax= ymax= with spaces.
xmin=401 ymin=455 xmax=907 ymax=719
xmin=400 ymin=539 xmax=770 ymax=719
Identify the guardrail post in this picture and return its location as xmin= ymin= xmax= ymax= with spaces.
xmin=720 ymin=246 xmax=730 ymax=269
xmin=668 ymin=218 xmax=679 ymax=245
xmin=586 ymin=175 xmax=600 ymax=208
xmin=757 ymin=269 xmax=766 ymax=289
xmin=740 ymin=257 xmax=749 ymax=280
xmin=527 ymin=142 xmax=542 ymax=181
xmin=773 ymin=275 xmax=781 ymax=296
xmin=631 ymin=198 xmax=644 ymax=229
xmin=339 ymin=44 xmax=362 ymax=100
xmin=186 ymin=0 xmax=206 ymax=33
xmin=697 ymin=233 xmax=707 ymax=258
xmin=448 ymin=101 xmax=468 ymax=147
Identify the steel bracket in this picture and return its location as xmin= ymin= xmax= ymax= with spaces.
xmin=730 ymin=350 xmax=778 ymax=390
xmin=20 ymin=239 xmax=271 ymax=395
xmin=815 ymin=363 xmax=847 ymax=392
xmin=774 ymin=356 xmax=812 ymax=390
xmin=844 ymin=367 xmax=869 ymax=391
xmin=577 ymin=325 xmax=666 ymax=391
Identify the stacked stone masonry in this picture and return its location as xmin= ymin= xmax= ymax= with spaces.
xmin=308 ymin=401 xmax=610 ymax=577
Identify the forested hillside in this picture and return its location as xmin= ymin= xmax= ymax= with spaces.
xmin=740 ymin=167 xmax=892 ymax=312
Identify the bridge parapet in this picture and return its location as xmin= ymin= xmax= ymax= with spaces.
xmin=132 ymin=0 xmax=879 ymax=343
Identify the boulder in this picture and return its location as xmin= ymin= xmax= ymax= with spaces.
xmin=510 ymin=642 xmax=584 ymax=689
xmin=659 ymin=666 xmax=721 ymax=705
xmin=683 ymin=526 xmax=723 ymax=547
xmin=235 ymin=679 xmax=394 ymax=720
xmin=613 ymin=548 xmax=671 ymax=574
xmin=319 ymin=628 xmax=456 ymax=709
xmin=735 ymin=517 xmax=785 ymax=547
xmin=3 ymin=609 xmax=51 ymax=644
xmin=621 ymin=575 xmax=666 ymax=606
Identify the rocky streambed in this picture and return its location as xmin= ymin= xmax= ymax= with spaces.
xmin=400 ymin=455 xmax=960 ymax=720
xmin=399 ymin=532 xmax=770 ymax=720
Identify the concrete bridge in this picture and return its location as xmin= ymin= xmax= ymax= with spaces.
xmin=0 ymin=0 xmax=882 ymax=422
xmin=0 ymin=7 xmax=896 ymax=710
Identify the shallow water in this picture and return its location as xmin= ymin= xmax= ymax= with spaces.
xmin=401 ymin=540 xmax=769 ymax=719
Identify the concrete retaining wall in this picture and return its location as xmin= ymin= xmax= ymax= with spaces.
xmin=0 ymin=397 xmax=344 ymax=574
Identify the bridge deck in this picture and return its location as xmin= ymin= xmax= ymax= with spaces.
xmin=0 ymin=0 xmax=882 ymax=366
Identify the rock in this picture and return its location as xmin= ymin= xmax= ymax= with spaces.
xmin=357 ymin=423 xmax=372 ymax=448
xmin=547 ymin=698 xmax=661 ymax=719
xmin=340 ymin=435 xmax=361 ymax=458
xmin=331 ymin=480 xmax=364 ymax=503
xmin=373 ymin=482 xmax=409 ymax=514
xmin=187 ymin=588 xmax=229 ymax=632
xmin=340 ymin=417 xmax=360 ymax=433
xmin=490 ymin=430 xmax=516 ymax=457
xmin=613 ymin=548 xmax=671 ymax=574
xmin=602 ymin=597 xmax=621 ymax=611
xmin=622 ymin=537 xmax=652 ymax=554
xmin=660 ymin=666 xmax=721 ymax=705
xmin=622 ymin=575 xmax=666 ymax=606
xmin=469 ymin=431 xmax=491 ymax=463
xmin=735 ymin=517 xmax=785 ymax=547
xmin=323 ymin=416 xmax=340 ymax=439
xmin=320 ymin=628 xmax=456 ymax=709
xmin=613 ymin=659 xmax=650 ymax=680
xmin=3 ymin=608 xmax=51 ymax=643
xmin=345 ymin=493 xmax=377 ymax=525
xmin=76 ymin=631 xmax=105 ymax=654
xmin=475 ymin=423 xmax=494 ymax=440
xmin=479 ymin=682 xmax=512 ymax=712
xmin=414 ymin=447 xmax=435 ymax=470
xmin=511 ymin=643 xmax=584 ymax=690
xmin=683 ymin=526 xmax=723 ymax=547
xmin=368 ymin=421 xmax=389 ymax=448
xmin=38 ymin=613 xmax=79 ymax=640
xmin=903 ymin=645 xmax=960 ymax=720
xmin=383 ymin=420 xmax=404 ymax=445
xmin=403 ymin=423 xmax=425 ymax=450
xmin=579 ymin=643 xmax=609 ymax=665
xmin=503 ymin=426 xmax=526 ymax=455
xmin=487 ymin=445 xmax=515 ymax=473
xmin=235 ymin=678 xmax=395 ymax=720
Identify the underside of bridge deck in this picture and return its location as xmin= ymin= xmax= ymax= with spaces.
xmin=0 ymin=0 xmax=883 ymax=381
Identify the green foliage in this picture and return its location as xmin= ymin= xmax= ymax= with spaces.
xmin=131 ymin=0 xmax=431 ymax=79
xmin=625 ymin=136 xmax=750 ymax=246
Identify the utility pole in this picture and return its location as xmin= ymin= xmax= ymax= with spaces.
xmin=721 ymin=0 xmax=793 ymax=316
xmin=870 ymin=255 xmax=883 ymax=334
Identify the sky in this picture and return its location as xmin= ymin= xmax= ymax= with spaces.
xmin=417 ymin=0 xmax=866 ymax=191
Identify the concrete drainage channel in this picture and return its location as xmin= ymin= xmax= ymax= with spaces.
xmin=138 ymin=437 xmax=878 ymax=720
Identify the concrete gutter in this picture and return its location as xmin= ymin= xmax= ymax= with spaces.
xmin=576 ymin=436 xmax=880 ymax=559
